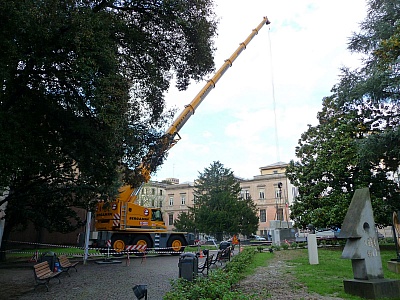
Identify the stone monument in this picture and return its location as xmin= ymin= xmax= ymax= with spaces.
xmin=388 ymin=211 xmax=400 ymax=273
xmin=339 ymin=188 xmax=400 ymax=299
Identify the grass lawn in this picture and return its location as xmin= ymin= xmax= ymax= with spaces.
xmin=286 ymin=247 xmax=400 ymax=299
xmin=4 ymin=247 xmax=98 ymax=262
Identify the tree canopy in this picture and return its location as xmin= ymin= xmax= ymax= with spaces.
xmin=0 ymin=0 xmax=218 ymax=254
xmin=174 ymin=161 xmax=258 ymax=239
xmin=287 ymin=0 xmax=400 ymax=229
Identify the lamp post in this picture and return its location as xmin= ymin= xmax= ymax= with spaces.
xmin=277 ymin=182 xmax=282 ymax=221
xmin=133 ymin=284 xmax=148 ymax=300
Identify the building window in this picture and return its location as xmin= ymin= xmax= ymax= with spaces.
xmin=151 ymin=199 xmax=155 ymax=207
xmin=277 ymin=208 xmax=284 ymax=221
xmin=152 ymin=188 xmax=155 ymax=195
xmin=168 ymin=214 xmax=174 ymax=226
xmin=259 ymin=189 xmax=265 ymax=199
xmin=159 ymin=189 xmax=163 ymax=196
xmin=260 ymin=209 xmax=266 ymax=222
xmin=169 ymin=196 xmax=174 ymax=206
xmin=241 ymin=189 xmax=250 ymax=200
xmin=275 ymin=188 xmax=282 ymax=199
xmin=159 ymin=200 xmax=163 ymax=208
xmin=180 ymin=194 xmax=186 ymax=205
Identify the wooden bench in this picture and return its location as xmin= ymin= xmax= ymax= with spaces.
xmin=33 ymin=261 xmax=61 ymax=291
xmin=58 ymin=255 xmax=79 ymax=276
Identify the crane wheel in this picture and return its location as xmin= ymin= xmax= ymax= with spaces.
xmin=132 ymin=235 xmax=151 ymax=256
xmin=111 ymin=235 xmax=127 ymax=257
xmin=168 ymin=236 xmax=186 ymax=256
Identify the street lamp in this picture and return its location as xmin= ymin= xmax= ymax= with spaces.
xmin=277 ymin=182 xmax=282 ymax=221
xmin=133 ymin=284 xmax=148 ymax=300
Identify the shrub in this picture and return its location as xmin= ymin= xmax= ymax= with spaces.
xmin=281 ymin=243 xmax=289 ymax=250
xmin=164 ymin=248 xmax=257 ymax=300
xmin=270 ymin=244 xmax=281 ymax=251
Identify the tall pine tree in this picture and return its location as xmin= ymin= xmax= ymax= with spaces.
xmin=192 ymin=161 xmax=258 ymax=240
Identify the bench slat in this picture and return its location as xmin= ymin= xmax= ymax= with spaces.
xmin=58 ymin=255 xmax=79 ymax=276
xmin=33 ymin=261 xmax=61 ymax=291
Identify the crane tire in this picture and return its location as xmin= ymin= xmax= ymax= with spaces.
xmin=168 ymin=235 xmax=186 ymax=255
xmin=131 ymin=235 xmax=151 ymax=257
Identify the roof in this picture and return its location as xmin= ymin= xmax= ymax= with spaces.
xmin=259 ymin=162 xmax=288 ymax=170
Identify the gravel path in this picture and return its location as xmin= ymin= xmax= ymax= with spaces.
xmin=235 ymin=250 xmax=345 ymax=300
xmin=1 ymin=250 xmax=345 ymax=300
xmin=1 ymin=255 xmax=181 ymax=300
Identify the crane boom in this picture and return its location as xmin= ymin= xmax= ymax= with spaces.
xmin=124 ymin=16 xmax=270 ymax=201
xmin=166 ymin=16 xmax=270 ymax=139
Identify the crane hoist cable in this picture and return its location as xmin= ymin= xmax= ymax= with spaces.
xmin=268 ymin=26 xmax=280 ymax=162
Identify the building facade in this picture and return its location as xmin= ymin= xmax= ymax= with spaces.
xmin=137 ymin=162 xmax=297 ymax=236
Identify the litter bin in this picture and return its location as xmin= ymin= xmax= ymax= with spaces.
xmin=219 ymin=242 xmax=231 ymax=260
xmin=39 ymin=251 xmax=58 ymax=272
xmin=219 ymin=241 xmax=230 ymax=250
xmin=178 ymin=252 xmax=198 ymax=281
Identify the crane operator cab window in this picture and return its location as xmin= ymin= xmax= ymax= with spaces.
xmin=152 ymin=209 xmax=163 ymax=222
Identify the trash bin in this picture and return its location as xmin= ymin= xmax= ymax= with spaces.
xmin=219 ymin=241 xmax=230 ymax=250
xmin=178 ymin=252 xmax=198 ymax=281
xmin=39 ymin=251 xmax=58 ymax=272
xmin=219 ymin=242 xmax=231 ymax=259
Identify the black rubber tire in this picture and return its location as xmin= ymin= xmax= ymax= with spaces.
xmin=131 ymin=235 xmax=151 ymax=257
xmin=111 ymin=234 xmax=128 ymax=257
xmin=167 ymin=235 xmax=186 ymax=256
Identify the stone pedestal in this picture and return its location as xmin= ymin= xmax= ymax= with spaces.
xmin=340 ymin=188 xmax=400 ymax=299
xmin=387 ymin=261 xmax=400 ymax=274
xmin=344 ymin=278 xmax=400 ymax=299
xmin=307 ymin=234 xmax=318 ymax=265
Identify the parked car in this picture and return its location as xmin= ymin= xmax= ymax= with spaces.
xmin=316 ymin=229 xmax=336 ymax=240
xmin=255 ymin=235 xmax=266 ymax=241
xmin=295 ymin=231 xmax=309 ymax=242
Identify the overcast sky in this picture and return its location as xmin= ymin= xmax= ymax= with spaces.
xmin=152 ymin=0 xmax=368 ymax=183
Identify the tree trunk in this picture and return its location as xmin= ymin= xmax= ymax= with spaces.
xmin=0 ymin=222 xmax=12 ymax=262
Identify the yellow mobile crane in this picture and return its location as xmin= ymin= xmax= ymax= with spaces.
xmin=93 ymin=16 xmax=270 ymax=255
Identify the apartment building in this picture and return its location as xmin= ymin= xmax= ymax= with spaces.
xmin=244 ymin=162 xmax=297 ymax=236
xmin=138 ymin=162 xmax=297 ymax=236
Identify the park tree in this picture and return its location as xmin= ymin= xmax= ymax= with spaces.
xmin=0 ymin=0 xmax=217 ymax=259
xmin=287 ymin=0 xmax=400 ymax=229
xmin=192 ymin=161 xmax=259 ymax=240
xmin=286 ymin=96 xmax=399 ymax=229
xmin=174 ymin=211 xmax=196 ymax=233
xmin=336 ymin=0 xmax=400 ymax=171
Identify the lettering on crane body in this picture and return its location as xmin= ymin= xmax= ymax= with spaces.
xmin=129 ymin=217 xmax=149 ymax=221
xmin=96 ymin=212 xmax=112 ymax=217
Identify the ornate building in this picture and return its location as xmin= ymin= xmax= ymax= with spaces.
xmin=137 ymin=162 xmax=298 ymax=237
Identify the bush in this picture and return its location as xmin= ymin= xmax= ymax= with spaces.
xmin=272 ymin=245 xmax=281 ymax=251
xmin=164 ymin=248 xmax=257 ymax=300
